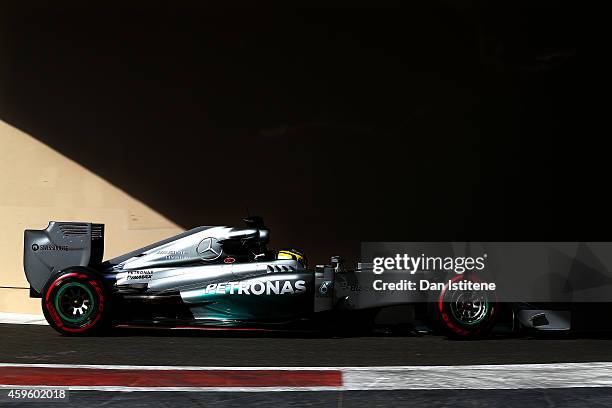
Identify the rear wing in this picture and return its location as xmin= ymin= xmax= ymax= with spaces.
xmin=24 ymin=222 xmax=104 ymax=295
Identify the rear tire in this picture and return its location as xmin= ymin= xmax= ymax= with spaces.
xmin=42 ymin=268 xmax=109 ymax=336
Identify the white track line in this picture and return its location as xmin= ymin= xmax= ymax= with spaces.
xmin=342 ymin=363 xmax=612 ymax=390
xmin=0 ymin=312 xmax=46 ymax=325
xmin=3 ymin=362 xmax=612 ymax=391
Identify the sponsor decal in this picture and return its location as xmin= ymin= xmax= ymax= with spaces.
xmin=32 ymin=243 xmax=69 ymax=252
xmin=318 ymin=281 xmax=332 ymax=296
xmin=126 ymin=270 xmax=153 ymax=280
xmin=197 ymin=237 xmax=223 ymax=261
xmin=203 ymin=280 xmax=307 ymax=295
xmin=224 ymin=257 xmax=236 ymax=264
xmin=335 ymin=274 xmax=364 ymax=292
xmin=157 ymin=250 xmax=188 ymax=260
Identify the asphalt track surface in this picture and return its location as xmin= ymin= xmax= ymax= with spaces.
xmin=2 ymin=323 xmax=612 ymax=407
xmin=3 ymin=324 xmax=612 ymax=366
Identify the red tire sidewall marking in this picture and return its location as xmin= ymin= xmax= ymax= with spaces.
xmin=45 ymin=272 xmax=105 ymax=333
xmin=437 ymin=273 xmax=497 ymax=336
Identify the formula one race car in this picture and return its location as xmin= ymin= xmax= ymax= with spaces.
xmin=23 ymin=217 xmax=499 ymax=337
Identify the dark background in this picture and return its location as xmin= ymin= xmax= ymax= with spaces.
xmin=0 ymin=1 xmax=579 ymax=264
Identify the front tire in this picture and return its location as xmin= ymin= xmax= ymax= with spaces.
xmin=42 ymin=268 xmax=109 ymax=336
xmin=429 ymin=274 xmax=497 ymax=339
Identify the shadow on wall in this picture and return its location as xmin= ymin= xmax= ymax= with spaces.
xmin=0 ymin=3 xmax=577 ymax=264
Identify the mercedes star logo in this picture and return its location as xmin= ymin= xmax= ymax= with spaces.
xmin=319 ymin=281 xmax=331 ymax=296
xmin=197 ymin=237 xmax=223 ymax=261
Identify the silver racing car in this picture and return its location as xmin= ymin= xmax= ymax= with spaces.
xmin=23 ymin=217 xmax=499 ymax=336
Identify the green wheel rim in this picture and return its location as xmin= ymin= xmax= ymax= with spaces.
xmin=54 ymin=282 xmax=96 ymax=323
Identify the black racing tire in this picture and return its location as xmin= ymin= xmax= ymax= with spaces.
xmin=428 ymin=274 xmax=498 ymax=339
xmin=41 ymin=268 xmax=110 ymax=336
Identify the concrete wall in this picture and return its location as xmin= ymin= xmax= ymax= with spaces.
xmin=0 ymin=120 xmax=183 ymax=313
